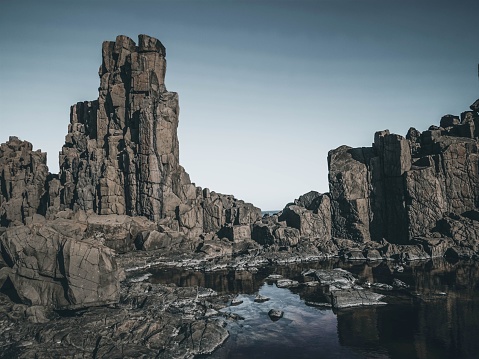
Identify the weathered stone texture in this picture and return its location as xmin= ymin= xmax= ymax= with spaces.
xmin=0 ymin=137 xmax=49 ymax=226
xmin=0 ymin=35 xmax=260 ymax=243
xmin=56 ymin=34 xmax=260 ymax=238
xmin=0 ymin=220 xmax=120 ymax=309
xmin=325 ymin=96 xmax=479 ymax=244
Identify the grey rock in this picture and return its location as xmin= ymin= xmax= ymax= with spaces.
xmin=330 ymin=289 xmax=386 ymax=309
xmin=314 ymin=268 xmax=356 ymax=288
xmin=0 ymin=221 xmax=120 ymax=310
xmin=268 ymin=309 xmax=284 ymax=321
xmin=0 ymin=137 xmax=49 ymax=226
xmin=392 ymin=278 xmax=409 ymax=289
xmin=276 ymin=279 xmax=300 ymax=288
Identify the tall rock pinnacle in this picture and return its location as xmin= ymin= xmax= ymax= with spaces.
xmin=60 ymin=34 xmax=187 ymax=221
xmin=1 ymin=34 xmax=261 ymax=237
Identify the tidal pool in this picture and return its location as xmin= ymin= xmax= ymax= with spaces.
xmin=150 ymin=259 xmax=479 ymax=359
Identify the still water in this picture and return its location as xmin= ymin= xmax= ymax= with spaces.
xmin=150 ymin=259 xmax=479 ymax=359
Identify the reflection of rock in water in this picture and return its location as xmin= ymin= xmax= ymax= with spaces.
xmin=149 ymin=268 xmax=269 ymax=294
xmin=336 ymin=259 xmax=479 ymax=359
xmin=148 ymin=259 xmax=479 ymax=358
xmin=337 ymin=308 xmax=381 ymax=348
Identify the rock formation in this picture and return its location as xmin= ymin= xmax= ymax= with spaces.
xmin=258 ymin=98 xmax=479 ymax=259
xmin=0 ymin=137 xmax=49 ymax=227
xmin=1 ymin=217 xmax=120 ymax=309
xmin=0 ymin=34 xmax=260 ymax=311
xmin=1 ymin=33 xmax=479 ymax=317
xmin=57 ymin=34 xmax=260 ymax=238
xmin=0 ymin=34 xmax=260 ymax=239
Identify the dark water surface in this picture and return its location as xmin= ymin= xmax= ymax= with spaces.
xmin=150 ymin=259 xmax=479 ymax=359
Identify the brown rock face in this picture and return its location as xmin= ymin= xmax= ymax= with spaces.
xmin=0 ymin=137 xmax=49 ymax=227
xmin=0 ymin=220 xmax=120 ymax=309
xmin=325 ymin=98 xmax=479 ymax=244
xmin=57 ymin=34 xmax=260 ymax=238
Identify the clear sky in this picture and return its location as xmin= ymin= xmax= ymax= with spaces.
xmin=1 ymin=0 xmax=478 ymax=210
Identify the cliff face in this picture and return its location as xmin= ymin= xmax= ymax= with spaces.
xmin=0 ymin=137 xmax=49 ymax=227
xmin=327 ymin=111 xmax=479 ymax=244
xmin=0 ymin=35 xmax=261 ymax=238
xmin=1 ymin=34 xmax=479 ymax=252
xmin=268 ymin=105 xmax=479 ymax=250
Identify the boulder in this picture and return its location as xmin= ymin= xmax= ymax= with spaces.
xmin=0 ymin=222 xmax=120 ymax=309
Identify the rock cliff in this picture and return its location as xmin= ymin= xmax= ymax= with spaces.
xmin=1 ymin=34 xmax=479 ymax=316
xmin=259 ymin=99 xmax=479 ymax=259
xmin=0 ymin=35 xmax=260 ymax=311
xmin=0 ymin=34 xmax=260 ymax=239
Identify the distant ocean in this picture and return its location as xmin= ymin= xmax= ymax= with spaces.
xmin=261 ymin=210 xmax=280 ymax=216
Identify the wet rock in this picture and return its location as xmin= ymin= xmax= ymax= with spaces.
xmin=379 ymin=241 xmax=430 ymax=261
xmin=1 ymin=279 xmax=229 ymax=358
xmin=342 ymin=249 xmax=366 ymax=261
xmin=254 ymin=294 xmax=270 ymax=303
xmin=445 ymin=246 xmax=477 ymax=259
xmin=392 ymin=278 xmax=409 ymax=289
xmin=268 ymin=309 xmax=284 ymax=321
xmin=314 ymin=268 xmax=357 ymax=288
xmin=371 ymin=283 xmax=393 ymax=291
xmin=266 ymin=274 xmax=283 ymax=280
xmin=231 ymin=297 xmax=243 ymax=306
xmin=330 ymin=289 xmax=386 ymax=309
xmin=276 ymin=279 xmax=300 ymax=288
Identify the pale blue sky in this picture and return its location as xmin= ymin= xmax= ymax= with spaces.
xmin=1 ymin=0 xmax=478 ymax=210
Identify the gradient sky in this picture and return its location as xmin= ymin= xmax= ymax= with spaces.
xmin=1 ymin=0 xmax=478 ymax=210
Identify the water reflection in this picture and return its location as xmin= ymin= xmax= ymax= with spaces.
xmin=150 ymin=259 xmax=479 ymax=359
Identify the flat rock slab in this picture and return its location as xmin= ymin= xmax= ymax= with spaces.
xmin=314 ymin=268 xmax=356 ymax=287
xmin=331 ymin=289 xmax=386 ymax=309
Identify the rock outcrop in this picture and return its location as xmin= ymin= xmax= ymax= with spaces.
xmin=326 ymin=110 xmax=479 ymax=245
xmin=250 ymin=96 xmax=479 ymax=259
xmin=57 ymin=34 xmax=260 ymax=238
xmin=0 ymin=34 xmax=260 ymax=241
xmin=0 ymin=137 xmax=49 ymax=227
xmin=0 ymin=35 xmax=260 ymax=314
xmin=0 ymin=218 xmax=121 ymax=309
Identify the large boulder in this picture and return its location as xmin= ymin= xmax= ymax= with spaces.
xmin=0 ymin=221 xmax=120 ymax=309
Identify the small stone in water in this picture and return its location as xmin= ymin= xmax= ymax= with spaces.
xmin=268 ymin=309 xmax=284 ymax=321
xmin=254 ymin=295 xmax=270 ymax=303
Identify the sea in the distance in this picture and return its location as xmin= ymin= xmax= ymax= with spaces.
xmin=150 ymin=258 xmax=479 ymax=359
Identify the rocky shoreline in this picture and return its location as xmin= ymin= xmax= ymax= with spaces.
xmin=1 ymin=34 xmax=479 ymax=358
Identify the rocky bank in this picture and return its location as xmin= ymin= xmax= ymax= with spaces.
xmin=1 ymin=34 xmax=479 ymax=358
